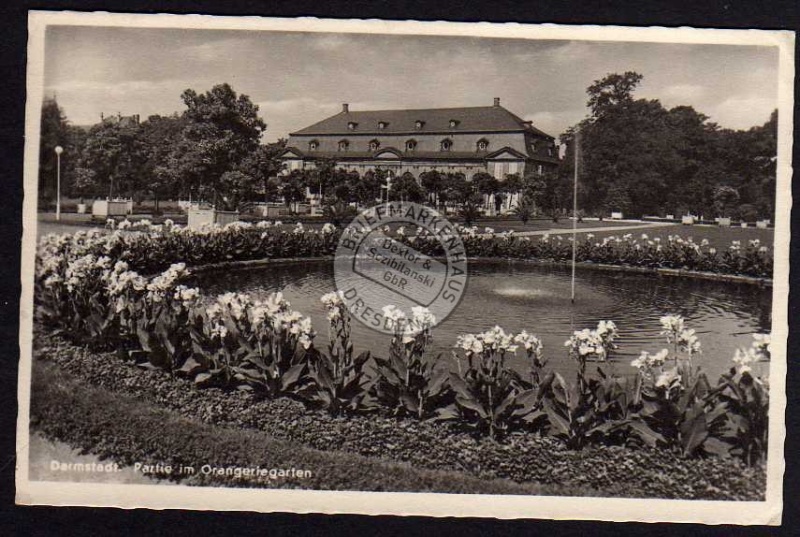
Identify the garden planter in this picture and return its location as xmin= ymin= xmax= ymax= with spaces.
xmin=681 ymin=215 xmax=695 ymax=225
xmin=757 ymin=220 xmax=770 ymax=229
xmin=92 ymin=199 xmax=129 ymax=217
xmin=718 ymin=217 xmax=731 ymax=227
xmin=187 ymin=208 xmax=240 ymax=229
xmin=610 ymin=212 xmax=623 ymax=220
xmin=741 ymin=222 xmax=748 ymax=228
xmin=76 ymin=203 xmax=87 ymax=214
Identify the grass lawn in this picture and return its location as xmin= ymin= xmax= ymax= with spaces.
xmin=569 ymin=223 xmax=775 ymax=250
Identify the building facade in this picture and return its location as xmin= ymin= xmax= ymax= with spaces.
xmin=279 ymin=98 xmax=559 ymax=181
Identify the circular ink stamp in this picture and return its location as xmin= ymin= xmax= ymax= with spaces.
xmin=333 ymin=201 xmax=467 ymax=335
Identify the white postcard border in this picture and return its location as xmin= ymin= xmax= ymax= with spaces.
xmin=16 ymin=10 xmax=794 ymax=525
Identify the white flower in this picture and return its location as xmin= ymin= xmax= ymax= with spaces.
xmin=655 ymin=368 xmax=681 ymax=389
xmin=660 ymin=315 xmax=685 ymax=337
xmin=265 ymin=292 xmax=290 ymax=314
xmin=173 ymin=285 xmax=200 ymax=309
xmin=410 ymin=306 xmax=436 ymax=329
xmin=677 ymin=328 xmax=701 ymax=356
xmin=321 ymin=223 xmax=336 ymax=234
xmin=484 ymin=227 xmax=495 ymax=234
xmin=456 ymin=333 xmax=484 ymax=355
xmin=752 ymin=333 xmax=772 ymax=361
xmin=631 ymin=352 xmax=648 ymax=369
xmin=631 ymin=348 xmax=669 ymax=369
xmin=321 ymin=291 xmax=344 ymax=309
xmin=381 ymin=305 xmax=407 ymax=330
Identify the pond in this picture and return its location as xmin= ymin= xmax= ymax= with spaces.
xmin=194 ymin=259 xmax=772 ymax=380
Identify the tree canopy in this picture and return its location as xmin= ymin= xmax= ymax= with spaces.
xmin=566 ymin=72 xmax=776 ymax=219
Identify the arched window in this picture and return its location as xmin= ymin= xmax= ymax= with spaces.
xmin=338 ymin=139 xmax=350 ymax=152
xmin=308 ymin=139 xmax=319 ymax=151
xmin=378 ymin=121 xmax=388 ymax=130
xmin=476 ymin=138 xmax=489 ymax=151
xmin=405 ymin=139 xmax=417 ymax=151
xmin=369 ymin=139 xmax=381 ymax=151
xmin=440 ymin=138 xmax=453 ymax=152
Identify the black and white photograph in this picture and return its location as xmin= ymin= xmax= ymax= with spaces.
xmin=15 ymin=11 xmax=793 ymax=524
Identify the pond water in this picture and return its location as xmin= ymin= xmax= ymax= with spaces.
xmin=194 ymin=260 xmax=772 ymax=380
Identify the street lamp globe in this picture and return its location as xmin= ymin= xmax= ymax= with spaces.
xmin=54 ymin=146 xmax=64 ymax=221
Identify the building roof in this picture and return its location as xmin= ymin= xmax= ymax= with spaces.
xmin=290 ymin=104 xmax=553 ymax=139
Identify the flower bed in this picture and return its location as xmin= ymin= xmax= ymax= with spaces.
xmin=30 ymin=219 xmax=772 ymax=498
xmin=59 ymin=218 xmax=773 ymax=278
xmin=32 ymin=329 xmax=765 ymax=499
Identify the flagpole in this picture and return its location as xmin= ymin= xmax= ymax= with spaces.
xmin=571 ymin=130 xmax=579 ymax=304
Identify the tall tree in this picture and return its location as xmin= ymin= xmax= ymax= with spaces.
xmin=74 ymin=116 xmax=143 ymax=200
xmin=240 ymin=141 xmax=286 ymax=204
xmin=38 ymin=98 xmax=72 ymax=203
xmin=171 ymin=83 xmax=266 ymax=208
xmin=389 ymin=172 xmax=427 ymax=203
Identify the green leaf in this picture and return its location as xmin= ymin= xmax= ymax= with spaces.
xmin=628 ymin=419 xmax=666 ymax=447
xmin=280 ymin=363 xmax=306 ymax=391
xmin=455 ymin=394 xmax=488 ymax=419
xmin=681 ymin=405 xmax=709 ymax=455
xmin=542 ymin=398 xmax=571 ymax=437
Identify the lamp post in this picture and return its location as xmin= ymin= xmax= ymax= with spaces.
xmin=54 ymin=146 xmax=63 ymax=221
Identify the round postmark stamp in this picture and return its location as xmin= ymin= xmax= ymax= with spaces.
xmin=333 ymin=202 xmax=467 ymax=335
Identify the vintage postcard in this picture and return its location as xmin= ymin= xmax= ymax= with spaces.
xmin=16 ymin=11 xmax=793 ymax=524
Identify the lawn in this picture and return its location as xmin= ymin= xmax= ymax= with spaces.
xmin=569 ymin=223 xmax=775 ymax=250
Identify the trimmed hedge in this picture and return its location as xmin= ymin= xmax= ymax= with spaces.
xmin=33 ymin=330 xmax=766 ymax=500
xmin=31 ymin=360 xmax=581 ymax=495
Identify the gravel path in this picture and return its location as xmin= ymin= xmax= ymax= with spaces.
xmin=26 ymin=430 xmax=163 ymax=485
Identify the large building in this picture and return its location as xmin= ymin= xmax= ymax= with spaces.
xmin=279 ymin=98 xmax=559 ymax=181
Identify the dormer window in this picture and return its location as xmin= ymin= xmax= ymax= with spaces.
xmin=405 ymin=139 xmax=417 ymax=151
xmin=308 ymin=139 xmax=319 ymax=151
xmin=440 ymin=138 xmax=453 ymax=152
xmin=378 ymin=121 xmax=388 ymax=130
xmin=449 ymin=119 xmax=460 ymax=128
xmin=347 ymin=122 xmax=358 ymax=130
xmin=547 ymin=146 xmax=554 ymax=157
xmin=338 ymin=139 xmax=350 ymax=152
xmin=476 ymin=138 xmax=489 ymax=151
xmin=369 ymin=139 xmax=381 ymax=151
xmin=415 ymin=120 xmax=425 ymax=130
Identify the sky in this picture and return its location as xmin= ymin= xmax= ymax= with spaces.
xmin=43 ymin=26 xmax=779 ymax=142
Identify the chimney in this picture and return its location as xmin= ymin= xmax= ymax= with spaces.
xmin=493 ymin=97 xmax=500 ymax=107
xmin=342 ymin=103 xmax=349 ymax=113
